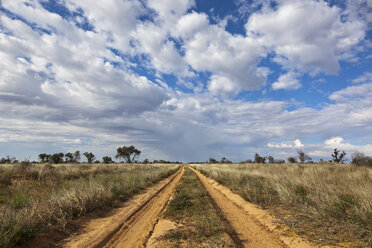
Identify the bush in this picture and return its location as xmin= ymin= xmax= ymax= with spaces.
xmin=102 ymin=156 xmax=113 ymax=164
xmin=352 ymin=152 xmax=372 ymax=167
xmin=287 ymin=157 xmax=297 ymax=163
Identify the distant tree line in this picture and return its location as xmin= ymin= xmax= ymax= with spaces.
xmin=206 ymin=157 xmax=233 ymax=164
xmin=203 ymin=148 xmax=372 ymax=167
xmin=0 ymin=145 xmax=185 ymax=165
xmin=1 ymin=145 xmax=372 ymax=167
xmin=0 ymin=155 xmax=18 ymax=164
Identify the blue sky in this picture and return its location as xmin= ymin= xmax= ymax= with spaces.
xmin=0 ymin=0 xmax=371 ymax=162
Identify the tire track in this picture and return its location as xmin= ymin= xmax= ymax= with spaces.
xmin=190 ymin=166 xmax=317 ymax=248
xmin=63 ymin=166 xmax=185 ymax=248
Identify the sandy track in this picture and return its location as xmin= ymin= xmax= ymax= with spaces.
xmin=63 ymin=166 xmax=184 ymax=248
xmin=190 ymin=166 xmax=317 ymax=248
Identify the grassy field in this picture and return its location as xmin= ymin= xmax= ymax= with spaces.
xmin=0 ymin=163 xmax=179 ymax=248
xmin=192 ymin=163 xmax=372 ymax=247
xmin=159 ymin=168 xmax=237 ymax=247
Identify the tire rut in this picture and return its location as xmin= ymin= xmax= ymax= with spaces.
xmin=63 ymin=166 xmax=185 ymax=248
xmin=190 ymin=166 xmax=317 ymax=248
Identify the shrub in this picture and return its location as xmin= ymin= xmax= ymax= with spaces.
xmin=102 ymin=156 xmax=113 ymax=164
xmin=287 ymin=157 xmax=297 ymax=163
xmin=352 ymin=152 xmax=372 ymax=167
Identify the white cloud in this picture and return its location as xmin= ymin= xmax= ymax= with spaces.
xmin=147 ymin=0 xmax=195 ymax=22
xmin=330 ymin=82 xmax=372 ymax=101
xmin=324 ymin=136 xmax=372 ymax=156
xmin=328 ymin=83 xmax=372 ymax=126
xmin=65 ymin=0 xmax=144 ymax=53
xmin=0 ymin=8 xmax=168 ymax=120
xmin=325 ymin=136 xmax=345 ymax=146
xmin=132 ymin=22 xmax=192 ymax=76
xmin=174 ymin=11 xmax=209 ymax=38
xmin=352 ymin=72 xmax=372 ymax=84
xmin=245 ymin=0 xmax=365 ymax=74
xmin=180 ymin=18 xmax=268 ymax=94
xmin=267 ymin=139 xmax=304 ymax=148
xmin=208 ymin=75 xmax=240 ymax=97
xmin=272 ymin=71 xmax=301 ymax=90
xmin=134 ymin=7 xmax=270 ymax=96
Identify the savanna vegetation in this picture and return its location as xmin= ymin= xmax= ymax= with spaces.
xmin=0 ymin=162 xmax=180 ymax=248
xmin=2 ymin=143 xmax=372 ymax=247
xmin=192 ymin=162 xmax=372 ymax=247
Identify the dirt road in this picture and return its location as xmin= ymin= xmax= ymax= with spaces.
xmin=63 ymin=166 xmax=184 ymax=248
xmin=57 ymin=165 xmax=319 ymax=248
xmin=190 ymin=167 xmax=316 ymax=248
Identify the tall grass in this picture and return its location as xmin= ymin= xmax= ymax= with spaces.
xmin=0 ymin=163 xmax=179 ymax=248
xmin=192 ymin=163 xmax=372 ymax=247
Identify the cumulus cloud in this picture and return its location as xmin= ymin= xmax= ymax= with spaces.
xmin=267 ymin=139 xmax=304 ymax=148
xmin=245 ymin=0 xmax=365 ymax=74
xmin=0 ymin=4 xmax=168 ymax=121
xmin=64 ymin=0 xmax=144 ymax=53
xmin=324 ymin=137 xmax=372 ymax=156
xmin=179 ymin=15 xmax=268 ymax=94
xmin=272 ymin=71 xmax=301 ymax=90
xmin=325 ymin=136 xmax=345 ymax=147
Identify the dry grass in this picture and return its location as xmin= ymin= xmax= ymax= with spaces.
xmin=161 ymin=168 xmax=235 ymax=247
xmin=0 ymin=163 xmax=179 ymax=248
xmin=192 ymin=163 xmax=372 ymax=247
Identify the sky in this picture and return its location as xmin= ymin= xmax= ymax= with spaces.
xmin=0 ymin=0 xmax=372 ymax=163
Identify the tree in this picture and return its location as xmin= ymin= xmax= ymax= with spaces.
xmin=115 ymin=145 xmax=141 ymax=163
xmin=65 ymin=152 xmax=74 ymax=163
xmin=143 ymin=158 xmax=150 ymax=164
xmin=287 ymin=157 xmax=297 ymax=163
xmin=220 ymin=157 xmax=232 ymax=163
xmin=332 ymin=148 xmax=346 ymax=163
xmin=208 ymin=157 xmax=218 ymax=164
xmin=268 ymin=156 xmax=275 ymax=164
xmin=50 ymin=153 xmax=64 ymax=164
xmin=74 ymin=151 xmax=81 ymax=163
xmin=83 ymin=152 xmax=95 ymax=163
xmin=0 ymin=155 xmax=16 ymax=164
xmin=102 ymin=156 xmax=113 ymax=164
xmin=38 ymin=153 xmax=48 ymax=163
xmin=297 ymin=150 xmax=311 ymax=163
xmin=254 ymin=153 xmax=266 ymax=163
